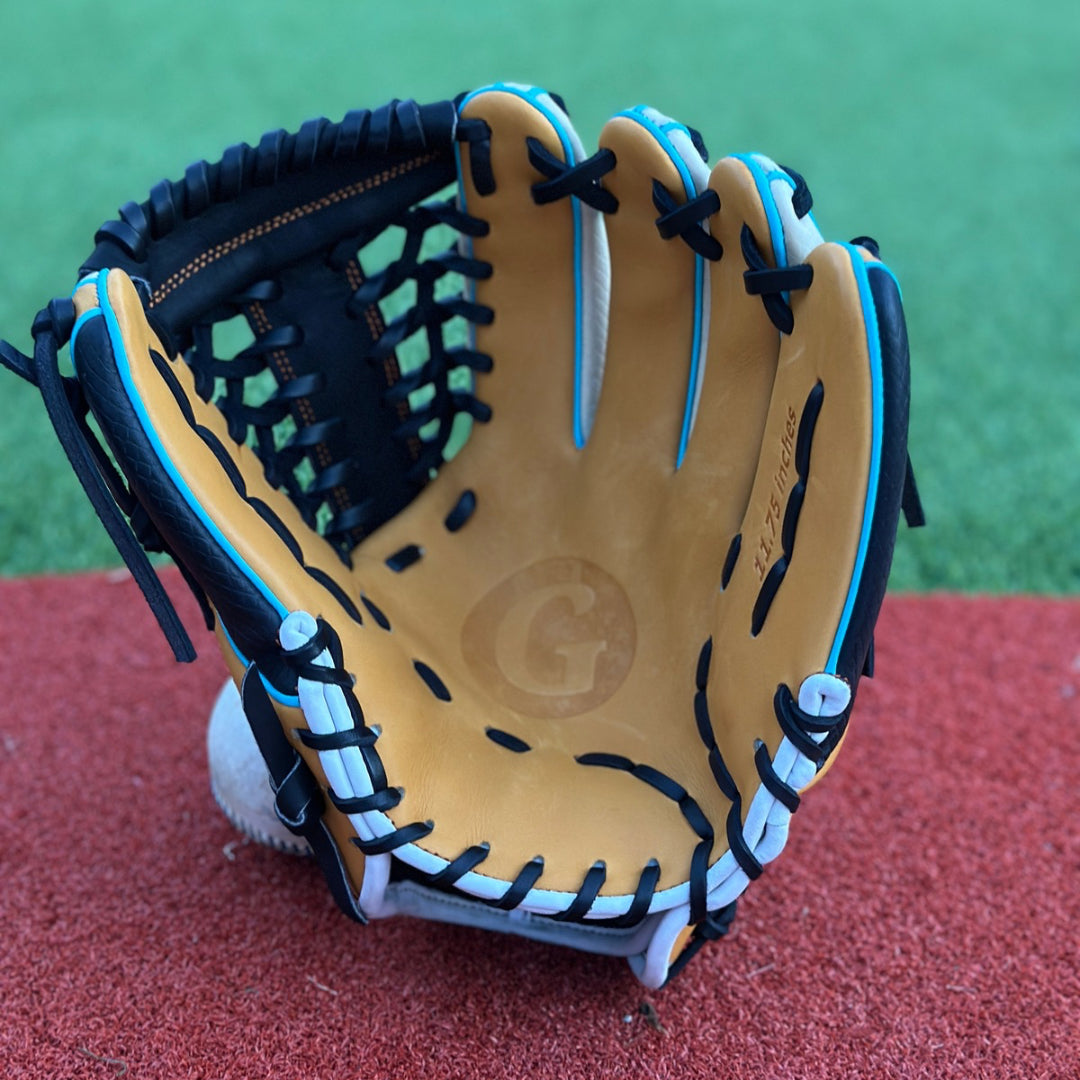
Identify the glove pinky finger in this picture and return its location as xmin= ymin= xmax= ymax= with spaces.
xmin=710 ymin=241 xmax=911 ymax=790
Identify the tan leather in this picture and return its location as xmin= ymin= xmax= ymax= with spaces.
xmin=708 ymin=243 xmax=871 ymax=816
xmin=85 ymin=91 xmax=879 ymax=909
xmin=668 ymin=923 xmax=697 ymax=968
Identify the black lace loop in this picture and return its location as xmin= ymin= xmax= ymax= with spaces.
xmin=575 ymin=751 xmax=717 ymax=924
xmin=663 ymin=900 xmax=738 ymax=984
xmin=0 ymin=338 xmax=36 ymax=385
xmin=779 ymin=163 xmax=813 ymax=219
xmin=850 ymin=235 xmax=880 ymax=258
xmin=740 ymin=224 xmax=813 ymax=335
xmin=352 ymin=819 xmax=435 ymax=856
xmin=345 ymin=193 xmax=494 ymax=488
xmin=416 ymin=198 xmax=490 ymax=238
xmin=902 ymin=454 xmax=926 ymax=528
xmin=526 ymin=138 xmax=618 ymax=213
xmin=427 ymin=843 xmax=491 ymax=888
xmin=241 ymin=665 xmax=368 ymax=923
xmin=169 ymin=181 xmax=496 ymax=554
xmin=773 ymin=683 xmax=852 ymax=766
xmin=0 ymin=308 xmax=197 ymax=663
xmin=754 ymin=739 xmax=801 ymax=813
xmin=652 ymin=181 xmax=723 ymax=260
xmin=455 ymin=116 xmax=495 ymax=195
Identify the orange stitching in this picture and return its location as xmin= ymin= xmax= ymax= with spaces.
xmin=249 ymin=301 xmax=271 ymax=335
xmin=345 ymin=258 xmax=363 ymax=293
xmin=247 ymin=301 xmax=317 ymax=437
xmin=350 ymin=259 xmax=412 ymax=455
xmin=149 ymin=152 xmax=439 ymax=308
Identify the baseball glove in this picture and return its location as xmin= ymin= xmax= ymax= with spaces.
xmin=1 ymin=82 xmax=923 ymax=988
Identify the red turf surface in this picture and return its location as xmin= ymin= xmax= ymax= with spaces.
xmin=0 ymin=571 xmax=1077 ymax=1079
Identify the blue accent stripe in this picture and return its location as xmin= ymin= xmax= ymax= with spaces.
xmin=70 ymin=273 xmax=106 ymax=352
xmin=91 ymin=268 xmax=297 ymax=705
xmin=70 ymin=308 xmax=101 ymax=354
xmin=825 ymin=246 xmax=885 ymax=674
xmin=457 ymin=84 xmax=588 ymax=447
xmin=221 ymin=621 xmax=300 ymax=708
xmin=732 ymin=154 xmax=788 ymax=271
xmin=615 ymin=107 xmax=707 ymax=470
xmin=71 ymin=271 xmax=102 ymax=296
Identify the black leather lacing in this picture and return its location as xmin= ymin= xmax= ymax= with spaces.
xmin=691 ymin=631 xmax=851 ymax=888
xmin=742 ymin=224 xmax=814 ymax=335
xmin=275 ymin=617 xmax=700 ymax=925
xmin=145 ymin=343 xmax=370 ymax=629
xmin=426 ymin=843 xmax=490 ymax=888
xmin=772 ymin=683 xmax=851 ymax=766
xmin=740 ymin=165 xmax=816 ymax=334
xmin=444 ymin=489 xmax=477 ymax=532
xmin=485 ymin=728 xmax=531 ymax=753
xmin=347 ymin=191 xmax=496 ymax=490
xmin=576 ymin=751 xmax=716 ymax=925
xmin=413 ymin=659 xmax=452 ymax=701
xmin=240 ymin=662 xmax=367 ymax=923
xmin=753 ymin=739 xmax=801 ymax=812
xmin=268 ymin=616 xmax=650 ymax=923
xmin=693 ymin=634 xmax=850 ymax=836
xmin=653 ymin=182 xmax=723 ymax=260
xmin=360 ymin=593 xmax=392 ymax=630
xmin=456 ymin=115 xmax=496 ymax=195
xmin=0 ymin=302 xmax=198 ymax=662
xmin=174 ymin=194 xmax=496 ymax=554
xmin=526 ymin=138 xmax=618 ymax=212
xmin=851 ymin=234 xmax=880 ymax=258
xmin=275 ymin=617 xmax=436 ymax=858
xmin=663 ymin=900 xmax=738 ymax=985
xmin=721 ymin=533 xmax=741 ymax=590
xmin=82 ymin=101 xmax=496 ymax=562
xmin=491 ymin=857 xmax=546 ymax=910
xmin=690 ymin=639 xmax=764 ymax=885
xmin=552 ymin=861 xmax=607 ymax=922
xmin=779 ymin=163 xmax=813 ymax=219
xmin=385 ymin=543 xmax=423 ymax=571
xmin=674 ymin=613 xmax=861 ymax=983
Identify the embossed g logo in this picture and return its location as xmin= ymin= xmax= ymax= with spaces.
xmin=461 ymin=558 xmax=636 ymax=719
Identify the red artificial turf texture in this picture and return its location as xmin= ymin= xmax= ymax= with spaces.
xmin=1 ymin=571 xmax=1077 ymax=1079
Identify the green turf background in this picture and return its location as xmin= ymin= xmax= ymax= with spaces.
xmin=0 ymin=0 xmax=1077 ymax=591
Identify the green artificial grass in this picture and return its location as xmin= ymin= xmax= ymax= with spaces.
xmin=0 ymin=0 xmax=1077 ymax=591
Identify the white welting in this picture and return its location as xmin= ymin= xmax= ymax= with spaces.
xmin=578 ymin=207 xmax=611 ymax=445
xmin=534 ymin=85 xmax=610 ymax=447
xmin=211 ymin=611 xmax=852 ymax=987
xmin=633 ymin=906 xmax=689 ymax=987
xmin=282 ymin=611 xmax=378 ymax=844
xmin=358 ymin=852 xmax=393 ymax=917
xmin=455 ymin=83 xmax=612 ymax=449
xmin=749 ymin=152 xmax=824 ymax=264
xmin=799 ymin=672 xmax=852 ymax=716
